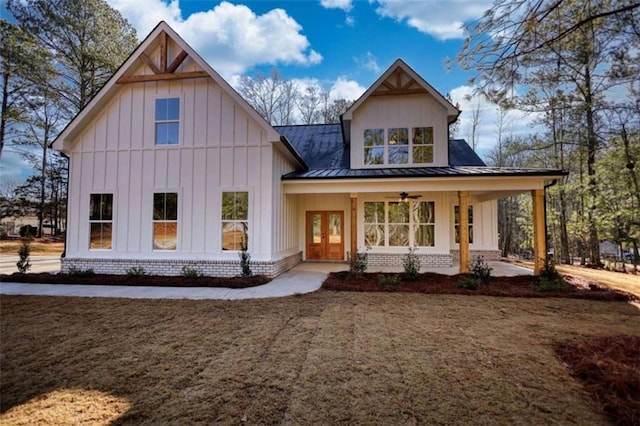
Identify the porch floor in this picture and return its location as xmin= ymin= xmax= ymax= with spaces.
xmin=296 ymin=261 xmax=532 ymax=277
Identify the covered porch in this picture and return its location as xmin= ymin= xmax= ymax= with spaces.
xmin=283 ymin=171 xmax=562 ymax=276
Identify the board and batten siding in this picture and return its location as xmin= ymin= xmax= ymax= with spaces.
xmin=271 ymin=149 xmax=299 ymax=258
xmin=65 ymin=75 xmax=284 ymax=262
xmin=350 ymin=94 xmax=449 ymax=168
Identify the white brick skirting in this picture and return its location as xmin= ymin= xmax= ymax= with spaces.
xmin=450 ymin=250 xmax=501 ymax=262
xmin=366 ymin=252 xmax=453 ymax=268
xmin=61 ymin=252 xmax=303 ymax=278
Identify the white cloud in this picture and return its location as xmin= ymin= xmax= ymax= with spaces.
xmin=107 ymin=0 xmax=322 ymax=77
xmin=372 ymin=0 xmax=492 ymax=40
xmin=330 ymin=76 xmax=366 ymax=101
xmin=345 ymin=15 xmax=355 ymax=26
xmin=355 ymin=52 xmax=381 ymax=73
xmin=319 ymin=0 xmax=353 ymax=12
xmin=448 ymin=85 xmax=542 ymax=155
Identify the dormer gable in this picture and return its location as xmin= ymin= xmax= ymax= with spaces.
xmin=341 ymin=59 xmax=460 ymax=169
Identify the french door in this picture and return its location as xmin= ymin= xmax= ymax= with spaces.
xmin=306 ymin=211 xmax=344 ymax=260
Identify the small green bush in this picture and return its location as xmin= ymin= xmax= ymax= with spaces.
xmin=68 ymin=267 xmax=95 ymax=276
xmin=378 ymin=273 xmax=401 ymax=287
xmin=456 ymin=275 xmax=482 ymax=290
xmin=239 ymin=245 xmax=252 ymax=277
xmin=402 ymin=247 xmax=421 ymax=280
xmin=181 ymin=266 xmax=203 ymax=278
xmin=16 ymin=237 xmax=32 ymax=274
xmin=126 ymin=266 xmax=147 ymax=277
xmin=537 ymin=263 xmax=567 ymax=292
xmin=470 ymin=256 xmax=492 ymax=284
xmin=349 ymin=246 xmax=370 ymax=276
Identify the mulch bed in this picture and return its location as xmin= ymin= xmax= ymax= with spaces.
xmin=0 ymin=272 xmax=271 ymax=288
xmin=555 ymin=335 xmax=640 ymax=426
xmin=322 ymin=271 xmax=636 ymax=301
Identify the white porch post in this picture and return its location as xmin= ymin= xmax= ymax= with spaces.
xmin=458 ymin=191 xmax=469 ymax=273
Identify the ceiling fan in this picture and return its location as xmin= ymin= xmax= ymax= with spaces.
xmin=386 ymin=192 xmax=423 ymax=202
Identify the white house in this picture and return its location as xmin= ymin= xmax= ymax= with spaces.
xmin=52 ymin=22 xmax=565 ymax=277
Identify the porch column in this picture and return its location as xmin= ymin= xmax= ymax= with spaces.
xmin=532 ymin=189 xmax=546 ymax=276
xmin=350 ymin=193 xmax=358 ymax=258
xmin=458 ymin=191 xmax=469 ymax=274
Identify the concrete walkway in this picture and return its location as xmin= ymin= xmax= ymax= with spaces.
xmin=0 ymin=261 xmax=531 ymax=300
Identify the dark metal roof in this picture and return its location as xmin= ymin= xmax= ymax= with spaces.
xmin=275 ymin=124 xmax=566 ymax=180
xmin=449 ymin=139 xmax=486 ymax=166
xmin=275 ymin=124 xmax=348 ymax=169
xmin=282 ymin=166 xmax=567 ymax=180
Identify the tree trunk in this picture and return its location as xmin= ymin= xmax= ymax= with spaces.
xmin=584 ymin=65 xmax=601 ymax=267
xmin=0 ymin=71 xmax=9 ymax=160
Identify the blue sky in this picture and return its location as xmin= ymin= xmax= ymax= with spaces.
xmin=2 ymin=0 xmax=538 ymax=183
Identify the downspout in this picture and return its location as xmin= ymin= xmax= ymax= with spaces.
xmin=543 ymin=179 xmax=558 ymax=264
xmin=60 ymin=152 xmax=70 ymax=259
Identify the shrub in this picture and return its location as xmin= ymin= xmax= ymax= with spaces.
xmin=537 ymin=263 xmax=567 ymax=292
xmin=239 ymin=244 xmax=252 ymax=277
xmin=402 ymin=247 xmax=421 ymax=280
xmin=68 ymin=267 xmax=95 ymax=276
xmin=456 ymin=275 xmax=482 ymax=290
xmin=349 ymin=246 xmax=370 ymax=276
xmin=377 ymin=273 xmax=401 ymax=287
xmin=470 ymin=256 xmax=492 ymax=284
xmin=126 ymin=266 xmax=147 ymax=277
xmin=19 ymin=225 xmax=37 ymax=238
xmin=181 ymin=266 xmax=203 ymax=278
xmin=16 ymin=237 xmax=32 ymax=274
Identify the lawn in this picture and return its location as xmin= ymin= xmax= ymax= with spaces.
xmin=0 ymin=240 xmax=64 ymax=256
xmin=1 ymin=291 xmax=639 ymax=425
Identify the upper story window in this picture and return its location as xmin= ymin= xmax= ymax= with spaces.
xmin=363 ymin=126 xmax=434 ymax=165
xmin=155 ymin=98 xmax=180 ymax=145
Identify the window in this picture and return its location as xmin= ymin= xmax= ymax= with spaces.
xmin=153 ymin=192 xmax=178 ymax=250
xmin=364 ymin=200 xmax=435 ymax=247
xmin=89 ymin=194 xmax=113 ymax=249
xmin=364 ymin=202 xmax=385 ymax=246
xmin=222 ymin=191 xmax=248 ymax=250
xmin=155 ymin=98 xmax=180 ymax=145
xmin=412 ymin=127 xmax=434 ymax=163
xmin=454 ymin=205 xmax=474 ymax=244
xmin=414 ymin=201 xmax=435 ymax=246
xmin=364 ymin=129 xmax=384 ymax=165
xmin=364 ymin=126 xmax=434 ymax=165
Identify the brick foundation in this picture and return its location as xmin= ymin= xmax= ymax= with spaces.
xmin=366 ymin=252 xmax=453 ymax=268
xmin=61 ymin=251 xmax=303 ymax=278
xmin=450 ymin=250 xmax=501 ymax=262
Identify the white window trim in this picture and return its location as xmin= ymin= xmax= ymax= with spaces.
xmin=219 ymin=188 xmax=252 ymax=253
xmin=88 ymin=192 xmax=115 ymax=251
xmin=152 ymin=189 xmax=181 ymax=251
xmin=154 ymin=96 xmax=182 ymax=146
xmin=363 ymin=200 xmax=435 ymax=248
xmin=362 ymin=126 xmax=435 ymax=168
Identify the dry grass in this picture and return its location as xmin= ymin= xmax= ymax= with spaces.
xmin=0 ymin=241 xmax=64 ymax=256
xmin=2 ymin=292 xmax=639 ymax=425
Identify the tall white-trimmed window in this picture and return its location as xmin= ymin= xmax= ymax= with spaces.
xmin=89 ymin=194 xmax=113 ymax=249
xmin=364 ymin=200 xmax=435 ymax=247
xmin=363 ymin=126 xmax=434 ymax=165
xmin=153 ymin=192 xmax=178 ymax=250
xmin=222 ymin=191 xmax=249 ymax=250
xmin=412 ymin=127 xmax=434 ymax=163
xmin=155 ymin=98 xmax=180 ymax=145
xmin=454 ymin=205 xmax=474 ymax=244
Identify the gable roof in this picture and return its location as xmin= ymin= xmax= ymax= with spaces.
xmin=342 ymin=59 xmax=460 ymax=124
xmin=52 ymin=21 xmax=282 ymax=153
xmin=448 ymin=139 xmax=485 ymax=166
